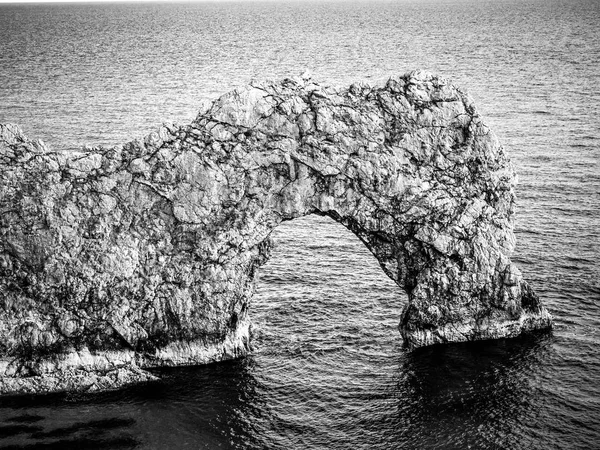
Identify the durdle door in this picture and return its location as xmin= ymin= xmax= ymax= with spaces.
xmin=0 ymin=71 xmax=552 ymax=394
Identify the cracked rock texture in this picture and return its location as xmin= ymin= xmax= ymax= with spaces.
xmin=0 ymin=71 xmax=551 ymax=394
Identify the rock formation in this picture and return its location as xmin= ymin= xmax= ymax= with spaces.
xmin=0 ymin=71 xmax=552 ymax=394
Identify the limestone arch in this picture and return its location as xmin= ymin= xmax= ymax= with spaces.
xmin=0 ymin=72 xmax=552 ymax=393
xmin=182 ymin=69 xmax=551 ymax=349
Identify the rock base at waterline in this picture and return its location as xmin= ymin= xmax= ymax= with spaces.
xmin=0 ymin=320 xmax=250 ymax=395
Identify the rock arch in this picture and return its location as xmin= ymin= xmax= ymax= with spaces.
xmin=0 ymin=71 xmax=551 ymax=393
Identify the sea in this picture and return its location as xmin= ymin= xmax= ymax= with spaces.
xmin=0 ymin=0 xmax=599 ymax=448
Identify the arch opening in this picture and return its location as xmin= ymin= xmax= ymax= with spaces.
xmin=254 ymin=214 xmax=406 ymax=345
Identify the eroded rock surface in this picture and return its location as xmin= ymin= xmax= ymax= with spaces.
xmin=0 ymin=71 xmax=551 ymax=394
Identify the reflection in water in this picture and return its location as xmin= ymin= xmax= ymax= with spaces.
xmin=0 ymin=329 xmax=572 ymax=450
xmin=136 ymin=333 xmax=554 ymax=450
xmin=0 ymin=394 xmax=140 ymax=449
xmin=0 ymin=416 xmax=138 ymax=450
xmin=29 ymin=418 xmax=136 ymax=439
xmin=392 ymin=333 xmax=555 ymax=450
xmin=148 ymin=360 xmax=266 ymax=449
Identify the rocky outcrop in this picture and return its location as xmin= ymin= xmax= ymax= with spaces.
xmin=0 ymin=71 xmax=552 ymax=394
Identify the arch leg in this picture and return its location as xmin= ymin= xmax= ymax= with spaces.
xmin=398 ymin=255 xmax=552 ymax=349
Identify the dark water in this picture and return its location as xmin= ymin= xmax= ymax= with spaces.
xmin=1 ymin=0 xmax=599 ymax=448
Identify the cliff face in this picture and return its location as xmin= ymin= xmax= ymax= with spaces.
xmin=0 ymin=71 xmax=551 ymax=394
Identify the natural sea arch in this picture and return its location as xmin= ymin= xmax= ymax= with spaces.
xmin=0 ymin=71 xmax=552 ymax=393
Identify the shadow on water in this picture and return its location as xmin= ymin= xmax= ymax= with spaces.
xmin=385 ymin=331 xmax=556 ymax=450
xmin=0 ymin=334 xmax=557 ymax=450
xmin=144 ymin=358 xmax=267 ymax=449
xmin=0 ymin=414 xmax=138 ymax=449
xmin=0 ymin=391 xmax=142 ymax=450
xmin=0 ymin=359 xmax=264 ymax=449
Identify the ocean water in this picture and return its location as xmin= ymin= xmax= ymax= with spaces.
xmin=0 ymin=0 xmax=599 ymax=448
